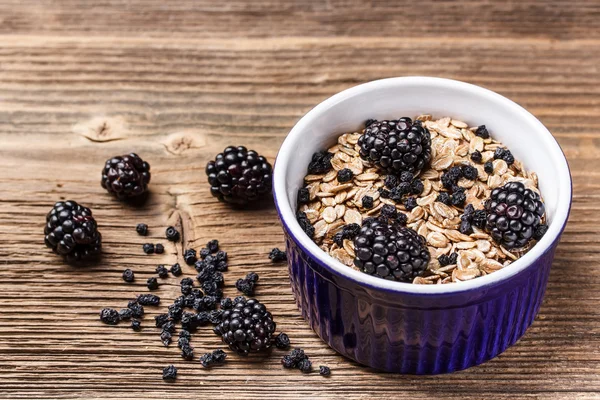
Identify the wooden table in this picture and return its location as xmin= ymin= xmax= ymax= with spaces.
xmin=1 ymin=1 xmax=599 ymax=398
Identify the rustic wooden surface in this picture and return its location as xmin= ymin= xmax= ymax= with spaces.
xmin=0 ymin=1 xmax=599 ymax=399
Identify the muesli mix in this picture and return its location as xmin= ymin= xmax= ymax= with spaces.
xmin=296 ymin=115 xmax=548 ymax=284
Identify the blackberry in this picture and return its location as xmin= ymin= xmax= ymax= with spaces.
xmin=275 ymin=333 xmax=290 ymax=350
xmin=461 ymin=165 xmax=478 ymax=180
xmin=384 ymin=175 xmax=398 ymax=189
xmin=127 ymin=300 xmax=144 ymax=318
xmin=183 ymin=249 xmax=197 ymax=265
xmin=206 ymin=146 xmax=273 ymax=205
xmin=484 ymin=181 xmax=545 ymax=249
xmin=122 ymin=268 xmax=135 ymax=282
xmin=100 ymin=308 xmax=119 ymax=325
xmin=365 ymin=118 xmax=377 ymax=127
xmin=404 ymin=197 xmax=417 ymax=211
xmin=136 ymin=223 xmax=148 ymax=236
xmin=147 ymin=277 xmax=159 ymax=290
xmin=437 ymin=192 xmax=451 ymax=205
xmin=118 ymin=308 xmax=133 ymax=320
xmin=319 ymin=366 xmax=331 ymax=376
xmin=142 ymin=243 xmax=154 ymax=254
xmin=362 ymin=195 xmax=374 ymax=209
xmin=353 ymin=219 xmax=430 ymax=282
xmin=44 ymin=201 xmax=102 ymax=262
xmin=307 ymin=151 xmax=334 ymax=175
xmin=297 ymin=187 xmax=310 ymax=204
xmin=484 ymin=161 xmax=494 ymax=174
xmin=494 ymin=148 xmax=515 ymax=165
xmin=268 ymin=248 xmax=287 ymax=262
xmin=162 ymin=365 xmax=177 ymax=381
xmin=170 ymin=263 xmax=182 ymax=276
xmin=358 ymin=118 xmax=432 ymax=174
xmin=214 ymin=297 xmax=276 ymax=355
xmin=165 ymin=226 xmax=180 ymax=242
xmin=101 ymin=153 xmax=151 ymax=199
xmin=470 ymin=150 xmax=482 ymax=163
xmin=155 ymin=243 xmax=164 ymax=254
xmin=156 ymin=265 xmax=169 ymax=278
xmin=337 ymin=168 xmax=354 ymax=183
xmin=236 ymin=272 xmax=259 ymax=296
xmin=137 ymin=294 xmax=160 ymax=306
xmin=475 ymin=125 xmax=490 ymax=139
xmin=131 ymin=319 xmax=141 ymax=331
xmin=438 ymin=252 xmax=458 ymax=266
xmin=200 ymin=349 xmax=227 ymax=367
xmin=296 ymin=211 xmax=314 ymax=238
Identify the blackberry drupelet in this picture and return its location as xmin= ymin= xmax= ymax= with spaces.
xmin=136 ymin=223 xmax=148 ymax=236
xmin=353 ymin=219 xmax=430 ymax=282
xmin=337 ymin=168 xmax=354 ymax=183
xmin=101 ymin=153 xmax=151 ymax=199
xmin=165 ymin=226 xmax=180 ymax=242
xmin=268 ymin=248 xmax=287 ymax=262
xmin=162 ymin=365 xmax=177 ymax=381
xmin=100 ymin=308 xmax=120 ymax=325
xmin=206 ymin=146 xmax=273 ymax=205
xmin=142 ymin=243 xmax=155 ymax=254
xmin=122 ymin=268 xmax=135 ymax=282
xmin=365 ymin=118 xmax=377 ymax=127
xmin=358 ymin=118 xmax=432 ymax=174
xmin=275 ymin=333 xmax=290 ymax=350
xmin=44 ymin=201 xmax=102 ymax=262
xmin=484 ymin=181 xmax=546 ymax=249
xmin=213 ymin=297 xmax=276 ymax=355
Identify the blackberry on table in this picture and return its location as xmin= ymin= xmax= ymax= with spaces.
xmin=136 ymin=223 xmax=148 ymax=236
xmin=170 ymin=263 xmax=182 ymax=276
xmin=484 ymin=161 xmax=494 ymax=174
xmin=362 ymin=195 xmax=374 ymax=209
xmin=122 ymin=268 xmax=135 ymax=282
xmin=162 ymin=365 xmax=177 ymax=381
xmin=268 ymin=248 xmax=287 ymax=262
xmin=44 ymin=201 xmax=102 ymax=262
xmin=147 ymin=277 xmax=159 ymax=290
xmin=101 ymin=153 xmax=151 ymax=199
xmin=131 ymin=319 xmax=141 ymax=331
xmin=358 ymin=118 xmax=432 ymax=174
xmin=183 ymin=249 xmax=197 ymax=265
xmin=155 ymin=243 xmax=164 ymax=254
xmin=137 ymin=294 xmax=160 ymax=306
xmin=404 ymin=197 xmax=417 ymax=211
xmin=206 ymin=146 xmax=273 ymax=205
xmin=142 ymin=243 xmax=155 ymax=254
xmin=296 ymin=211 xmax=315 ymax=238
xmin=484 ymin=181 xmax=545 ymax=248
xmin=353 ymin=219 xmax=430 ymax=282
xmin=214 ymin=297 xmax=276 ymax=355
xmin=470 ymin=150 xmax=482 ymax=163
xmin=275 ymin=333 xmax=290 ymax=350
xmin=156 ymin=265 xmax=169 ymax=279
xmin=319 ymin=365 xmax=331 ymax=376
xmin=165 ymin=226 xmax=180 ymax=242
xmin=307 ymin=151 xmax=334 ymax=174
xmin=337 ymin=168 xmax=354 ymax=183
xmin=297 ymin=187 xmax=310 ymax=204
xmin=100 ymin=308 xmax=120 ymax=325
xmin=475 ymin=125 xmax=490 ymax=139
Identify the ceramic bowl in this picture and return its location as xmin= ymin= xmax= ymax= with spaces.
xmin=273 ymin=77 xmax=572 ymax=374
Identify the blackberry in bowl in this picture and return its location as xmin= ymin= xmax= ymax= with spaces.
xmin=273 ymin=77 xmax=572 ymax=373
xmin=101 ymin=153 xmax=151 ymax=199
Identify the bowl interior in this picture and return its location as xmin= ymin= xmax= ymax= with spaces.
xmin=274 ymin=77 xmax=571 ymax=294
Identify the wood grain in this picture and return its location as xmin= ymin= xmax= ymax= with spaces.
xmin=0 ymin=1 xmax=599 ymax=399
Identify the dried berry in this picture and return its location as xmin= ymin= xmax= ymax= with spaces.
xmin=127 ymin=300 xmax=144 ymax=318
xmin=307 ymin=151 xmax=334 ymax=174
xmin=298 ymin=358 xmax=312 ymax=373
xmin=470 ymin=150 xmax=482 ymax=163
xmin=451 ymin=190 xmax=466 ymax=207
xmin=534 ymin=224 xmax=548 ymax=240
xmin=236 ymin=272 xmax=259 ymax=296
xmin=162 ymin=365 xmax=177 ymax=381
xmin=362 ymin=195 xmax=374 ymax=209
xmin=170 ymin=263 xmax=182 ymax=276
xmin=147 ymin=277 xmax=159 ymax=290
xmin=184 ymin=249 xmax=197 ymax=265
xmin=475 ymin=125 xmax=490 ymax=139
xmin=296 ymin=211 xmax=314 ymax=239
xmin=337 ymin=168 xmax=354 ymax=183
xmin=156 ymin=265 xmax=169 ymax=278
xmin=484 ymin=161 xmax=494 ymax=174
xmin=207 ymin=240 xmax=219 ymax=253
xmin=269 ymin=248 xmax=287 ymax=262
xmin=461 ymin=165 xmax=478 ymax=180
xmin=437 ymin=192 xmax=451 ymax=205
xmin=122 ymin=268 xmax=135 ymax=282
xmin=275 ymin=333 xmax=290 ymax=350
xmin=181 ymin=344 xmax=195 ymax=360
xmin=136 ymin=223 xmax=148 ymax=236
xmin=297 ymin=187 xmax=310 ymax=204
xmin=411 ymin=179 xmax=424 ymax=195
xmin=137 ymin=294 xmax=160 ymax=306
xmin=200 ymin=349 xmax=227 ymax=367
xmin=142 ymin=243 xmax=155 ymax=254
xmin=155 ymin=243 xmax=164 ymax=254
xmin=100 ymin=308 xmax=119 ymax=325
xmin=118 ymin=308 xmax=133 ymax=320
xmin=319 ymin=365 xmax=331 ymax=376
xmin=131 ymin=319 xmax=141 ymax=331
xmin=160 ymin=331 xmax=172 ymax=347
xmin=438 ymin=252 xmax=458 ymax=266
xmin=101 ymin=153 xmax=151 ymax=199
xmin=404 ymin=197 xmax=417 ymax=211
xmin=494 ymin=148 xmax=515 ymax=165
xmin=220 ymin=298 xmax=233 ymax=309
xmin=165 ymin=226 xmax=180 ymax=242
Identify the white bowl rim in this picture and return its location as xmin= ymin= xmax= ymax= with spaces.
xmin=273 ymin=76 xmax=572 ymax=294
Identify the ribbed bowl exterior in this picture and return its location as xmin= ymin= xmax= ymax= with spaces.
xmin=284 ymin=227 xmax=557 ymax=374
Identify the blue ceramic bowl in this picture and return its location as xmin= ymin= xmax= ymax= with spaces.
xmin=273 ymin=77 xmax=572 ymax=374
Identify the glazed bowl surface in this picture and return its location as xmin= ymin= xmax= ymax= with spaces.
xmin=273 ymin=77 xmax=572 ymax=373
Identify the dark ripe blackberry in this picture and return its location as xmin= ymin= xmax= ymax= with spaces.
xmin=461 ymin=165 xmax=478 ymax=180
xmin=298 ymin=358 xmax=312 ymax=373
xmin=337 ymin=168 xmax=354 ymax=183
xmin=136 ymin=223 xmax=148 ymax=236
xmin=437 ymin=192 xmax=451 ymax=205
xmin=451 ymin=190 xmax=466 ymax=207
xmin=213 ymin=298 xmax=276 ymax=356
xmin=319 ymin=366 xmax=331 ymax=376
xmin=165 ymin=226 xmax=180 ymax=242
xmin=297 ymin=187 xmax=310 ymax=204
xmin=122 ymin=268 xmax=135 ymax=282
xmin=365 ymin=118 xmax=377 ymax=127
xmin=100 ymin=308 xmax=119 ymax=325
xmin=155 ymin=243 xmax=164 ymax=254
xmin=362 ymin=195 xmax=374 ymax=209
xmin=384 ymin=175 xmax=398 ymax=189
xmin=131 ymin=319 xmax=141 ymax=331
xmin=101 ymin=153 xmax=150 ymax=199
xmin=470 ymin=150 xmax=482 ymax=163
xmin=404 ymin=197 xmax=417 ymax=211
xmin=170 ymin=263 xmax=182 ymax=276
xmin=353 ymin=219 xmax=430 ymax=282
xmin=296 ymin=211 xmax=315 ymax=238
xmin=142 ymin=243 xmax=154 ymax=254
xmin=484 ymin=181 xmax=545 ymax=249
xmin=494 ymin=148 xmax=515 ymax=165
xmin=183 ymin=249 xmax=197 ymax=265
xmin=162 ymin=365 xmax=177 ymax=381
xmin=160 ymin=331 xmax=172 ymax=347
xmin=411 ymin=179 xmax=424 ymax=195
xmin=127 ymin=300 xmax=144 ymax=318
xmin=358 ymin=118 xmax=432 ymax=174
xmin=44 ymin=201 xmax=102 ymax=262
xmin=137 ymin=294 xmax=160 ymax=306
xmin=156 ymin=265 xmax=169 ymax=278
xmin=534 ymin=224 xmax=548 ymax=240
xmin=484 ymin=161 xmax=494 ymax=174
xmin=307 ymin=151 xmax=334 ymax=175
xmin=147 ymin=277 xmax=159 ymax=290
xmin=275 ymin=333 xmax=290 ymax=350
xmin=269 ymin=248 xmax=287 ymax=262
xmin=475 ymin=125 xmax=490 ymax=139
xmin=119 ymin=308 xmax=133 ymax=320
xmin=206 ymin=146 xmax=273 ymax=205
